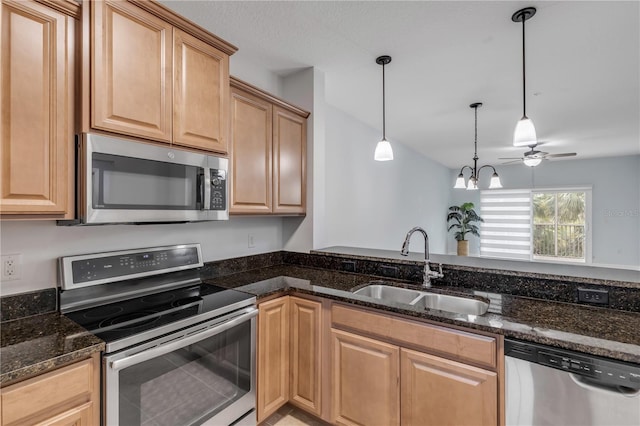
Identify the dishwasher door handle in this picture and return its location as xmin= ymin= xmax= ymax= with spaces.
xmin=569 ymin=373 xmax=640 ymax=398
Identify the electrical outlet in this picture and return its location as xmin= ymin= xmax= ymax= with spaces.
xmin=577 ymin=288 xmax=609 ymax=305
xmin=248 ymin=234 xmax=255 ymax=248
xmin=2 ymin=254 xmax=22 ymax=281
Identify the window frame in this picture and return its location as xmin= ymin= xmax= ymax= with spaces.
xmin=480 ymin=187 xmax=592 ymax=264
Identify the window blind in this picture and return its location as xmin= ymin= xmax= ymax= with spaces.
xmin=480 ymin=189 xmax=532 ymax=260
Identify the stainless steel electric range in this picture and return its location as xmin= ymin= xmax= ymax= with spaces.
xmin=59 ymin=244 xmax=257 ymax=426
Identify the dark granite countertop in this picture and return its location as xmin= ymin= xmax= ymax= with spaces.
xmin=204 ymin=265 xmax=640 ymax=364
xmin=0 ymin=313 xmax=104 ymax=387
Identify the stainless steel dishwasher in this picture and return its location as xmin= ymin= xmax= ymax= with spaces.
xmin=505 ymin=339 xmax=640 ymax=426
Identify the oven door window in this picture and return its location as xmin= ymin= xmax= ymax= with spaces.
xmin=115 ymin=320 xmax=252 ymax=426
xmin=92 ymin=153 xmax=204 ymax=210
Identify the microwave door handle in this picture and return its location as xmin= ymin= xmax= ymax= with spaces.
xmin=196 ymin=169 xmax=204 ymax=210
xmin=110 ymin=308 xmax=258 ymax=372
xmin=203 ymin=167 xmax=211 ymax=210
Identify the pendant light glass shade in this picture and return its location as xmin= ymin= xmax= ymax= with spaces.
xmin=513 ymin=116 xmax=537 ymax=147
xmin=523 ymin=157 xmax=542 ymax=167
xmin=466 ymin=177 xmax=478 ymax=190
xmin=375 ymin=55 xmax=393 ymax=161
xmin=374 ymin=139 xmax=394 ymax=161
xmin=489 ymin=172 xmax=503 ymax=189
xmin=454 ymin=174 xmax=466 ymax=189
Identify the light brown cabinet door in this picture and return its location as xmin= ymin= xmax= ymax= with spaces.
xmin=401 ymin=348 xmax=497 ymax=426
xmin=331 ymin=329 xmax=400 ymax=426
xmin=272 ymin=106 xmax=306 ymax=214
xmin=257 ymin=297 xmax=290 ymax=423
xmin=173 ymin=28 xmax=228 ymax=153
xmin=1 ymin=0 xmax=73 ymax=215
xmin=1 ymin=355 xmax=99 ymax=426
xmin=92 ymin=0 xmax=172 ymax=142
xmin=290 ymin=297 xmax=322 ymax=416
xmin=229 ymin=87 xmax=272 ymax=213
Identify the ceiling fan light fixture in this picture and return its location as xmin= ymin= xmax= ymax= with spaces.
xmin=513 ymin=116 xmax=537 ymax=147
xmin=454 ymin=173 xmax=466 ymax=189
xmin=523 ymin=157 xmax=542 ymax=167
xmin=375 ymin=55 xmax=393 ymax=162
xmin=374 ymin=139 xmax=394 ymax=161
xmin=489 ymin=172 xmax=503 ymax=189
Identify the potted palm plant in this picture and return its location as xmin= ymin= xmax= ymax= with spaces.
xmin=447 ymin=202 xmax=484 ymax=256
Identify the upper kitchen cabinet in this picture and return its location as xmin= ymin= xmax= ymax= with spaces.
xmin=230 ymin=78 xmax=309 ymax=215
xmin=88 ymin=0 xmax=235 ymax=154
xmin=0 ymin=0 xmax=79 ymax=217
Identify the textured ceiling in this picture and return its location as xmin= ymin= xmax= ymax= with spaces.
xmin=160 ymin=1 xmax=640 ymax=168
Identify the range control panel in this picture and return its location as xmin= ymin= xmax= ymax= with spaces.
xmin=210 ymin=169 xmax=226 ymax=211
xmin=60 ymin=244 xmax=203 ymax=289
xmin=506 ymin=339 xmax=640 ymax=391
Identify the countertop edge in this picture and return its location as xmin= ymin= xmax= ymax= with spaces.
xmin=0 ymin=341 xmax=104 ymax=387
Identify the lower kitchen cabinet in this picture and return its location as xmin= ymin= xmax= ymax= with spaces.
xmin=257 ymin=298 xmax=502 ymax=426
xmin=401 ymin=348 xmax=497 ymax=426
xmin=331 ymin=329 xmax=400 ymax=426
xmin=290 ymin=296 xmax=322 ymax=416
xmin=330 ymin=303 xmax=501 ymax=426
xmin=257 ymin=296 xmax=290 ymax=422
xmin=0 ymin=354 xmax=100 ymax=426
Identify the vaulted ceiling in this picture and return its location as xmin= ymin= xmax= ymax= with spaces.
xmin=161 ymin=1 xmax=640 ymax=168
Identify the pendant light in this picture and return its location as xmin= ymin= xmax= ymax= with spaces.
xmin=374 ymin=55 xmax=393 ymax=161
xmin=512 ymin=7 xmax=538 ymax=147
xmin=453 ymin=103 xmax=502 ymax=190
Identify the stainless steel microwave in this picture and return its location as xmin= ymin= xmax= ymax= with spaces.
xmin=71 ymin=133 xmax=228 ymax=224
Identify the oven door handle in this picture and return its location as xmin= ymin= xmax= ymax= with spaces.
xmin=110 ymin=308 xmax=258 ymax=372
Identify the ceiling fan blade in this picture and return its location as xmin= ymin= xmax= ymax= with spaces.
xmin=546 ymin=152 xmax=577 ymax=158
xmin=498 ymin=157 xmax=523 ymax=160
xmin=502 ymin=160 xmax=522 ymax=165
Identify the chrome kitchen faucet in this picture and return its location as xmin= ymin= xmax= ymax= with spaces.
xmin=401 ymin=227 xmax=443 ymax=288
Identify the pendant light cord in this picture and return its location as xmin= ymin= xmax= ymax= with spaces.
xmin=522 ymin=15 xmax=527 ymax=118
xmin=382 ymin=62 xmax=386 ymax=140
xmin=473 ymin=104 xmax=478 ymax=177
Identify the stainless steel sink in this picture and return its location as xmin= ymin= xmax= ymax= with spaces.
xmin=353 ymin=285 xmax=422 ymax=305
xmin=352 ymin=284 xmax=489 ymax=315
xmin=411 ymin=293 xmax=489 ymax=315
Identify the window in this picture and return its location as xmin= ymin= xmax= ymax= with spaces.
xmin=480 ymin=188 xmax=591 ymax=263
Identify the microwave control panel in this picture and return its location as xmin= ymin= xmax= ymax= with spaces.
xmin=210 ymin=169 xmax=227 ymax=211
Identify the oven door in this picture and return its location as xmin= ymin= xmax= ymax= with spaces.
xmin=104 ymin=307 xmax=257 ymax=426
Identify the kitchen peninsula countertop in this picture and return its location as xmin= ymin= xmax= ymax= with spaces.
xmin=204 ymin=264 xmax=640 ymax=364
xmin=0 ymin=313 xmax=104 ymax=386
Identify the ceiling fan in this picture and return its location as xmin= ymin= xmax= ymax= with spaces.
xmin=500 ymin=145 xmax=576 ymax=167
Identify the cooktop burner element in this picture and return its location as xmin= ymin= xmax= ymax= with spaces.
xmin=98 ymin=310 xmax=160 ymax=328
xmin=59 ymin=244 xmax=256 ymax=353
xmin=82 ymin=305 xmax=124 ymax=319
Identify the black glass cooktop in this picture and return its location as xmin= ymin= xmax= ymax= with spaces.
xmin=66 ymin=284 xmax=254 ymax=350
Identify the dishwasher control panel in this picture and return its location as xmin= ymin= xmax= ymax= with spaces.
xmin=506 ymin=339 xmax=640 ymax=390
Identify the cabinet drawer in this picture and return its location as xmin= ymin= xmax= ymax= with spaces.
xmin=1 ymin=358 xmax=94 ymax=425
xmin=331 ymin=304 xmax=497 ymax=369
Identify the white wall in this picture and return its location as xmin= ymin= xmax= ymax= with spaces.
xmin=0 ymin=217 xmax=283 ymax=296
xmin=280 ymin=68 xmax=321 ymax=252
xmin=448 ymin=155 xmax=640 ymax=268
xmin=323 ymin=105 xmax=451 ymax=254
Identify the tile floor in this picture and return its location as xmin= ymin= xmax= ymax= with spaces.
xmin=262 ymin=404 xmax=328 ymax=426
